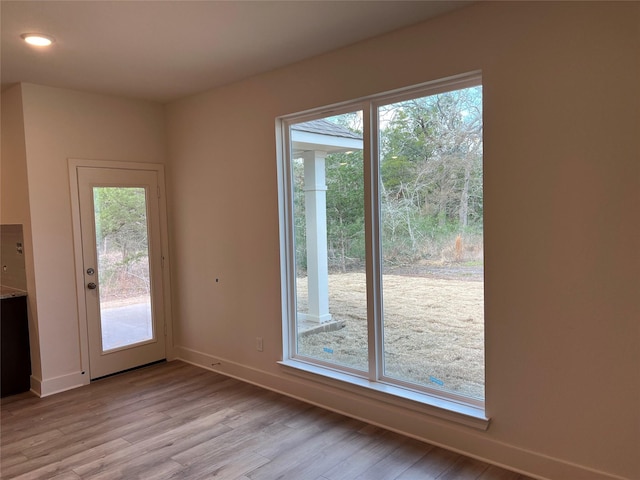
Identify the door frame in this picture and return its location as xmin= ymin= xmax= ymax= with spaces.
xmin=68 ymin=159 xmax=173 ymax=381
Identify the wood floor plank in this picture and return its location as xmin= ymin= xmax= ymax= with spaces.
xmin=169 ymin=412 xmax=301 ymax=477
xmin=125 ymin=459 xmax=185 ymax=480
xmin=395 ymin=445 xmax=461 ymax=479
xmin=264 ymin=426 xmax=383 ymax=480
xmin=81 ymin=457 xmax=186 ymax=480
xmin=246 ymin=417 xmax=368 ymax=480
xmin=20 ymin=410 xmax=168 ymax=459
xmin=438 ymin=456 xmax=491 ymax=479
xmin=477 ymin=465 xmax=524 ymax=480
xmin=1 ymin=412 xmax=168 ymax=478
xmin=352 ymin=438 xmax=432 ymax=480
xmin=0 ymin=361 xmax=535 ymax=480
xmin=1 ymin=362 xmax=203 ymax=444
xmin=322 ymin=429 xmax=413 ymax=480
xmin=8 ymin=439 xmax=131 ymax=480
xmin=169 ymin=447 xmax=270 ymax=480
xmin=74 ymin=411 xmax=235 ymax=478
xmin=1 ymin=429 xmax=65 ymax=458
xmin=0 ymin=454 xmax=28 ymax=471
xmin=46 ymin=472 xmax=81 ymax=480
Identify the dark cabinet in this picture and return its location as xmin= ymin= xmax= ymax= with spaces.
xmin=1 ymin=295 xmax=31 ymax=397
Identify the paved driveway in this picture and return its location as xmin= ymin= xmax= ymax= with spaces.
xmin=101 ymin=301 xmax=153 ymax=350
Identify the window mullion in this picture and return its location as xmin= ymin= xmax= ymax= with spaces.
xmin=364 ymin=102 xmax=383 ymax=382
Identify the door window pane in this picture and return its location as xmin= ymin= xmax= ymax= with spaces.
xmin=291 ymin=112 xmax=367 ymax=371
xmin=93 ymin=187 xmax=153 ymax=351
xmin=378 ymin=86 xmax=484 ymax=399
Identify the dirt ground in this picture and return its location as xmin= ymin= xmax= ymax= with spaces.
xmin=296 ymin=266 xmax=484 ymax=400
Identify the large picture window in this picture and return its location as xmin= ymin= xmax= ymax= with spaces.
xmin=278 ymin=73 xmax=484 ymax=417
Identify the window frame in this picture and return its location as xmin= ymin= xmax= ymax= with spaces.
xmin=276 ymin=71 xmax=488 ymax=429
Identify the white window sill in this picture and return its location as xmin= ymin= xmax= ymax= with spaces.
xmin=278 ymin=359 xmax=490 ymax=431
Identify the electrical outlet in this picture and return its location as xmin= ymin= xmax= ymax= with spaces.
xmin=256 ymin=337 xmax=263 ymax=352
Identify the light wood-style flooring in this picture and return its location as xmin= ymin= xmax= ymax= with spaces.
xmin=1 ymin=361 xmax=534 ymax=480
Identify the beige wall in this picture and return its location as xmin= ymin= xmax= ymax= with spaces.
xmin=1 ymin=85 xmax=42 ymax=380
xmin=166 ymin=3 xmax=639 ymax=479
xmin=15 ymin=84 xmax=166 ymax=394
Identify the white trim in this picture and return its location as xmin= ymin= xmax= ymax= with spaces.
xmin=276 ymin=121 xmax=296 ymax=361
xmin=278 ymin=71 xmax=481 ymax=122
xmin=372 ymin=71 xmax=481 ymax=108
xmin=154 ymin=166 xmax=175 ymax=360
xmin=68 ymin=161 xmax=92 ymax=381
xmin=278 ymin=359 xmax=489 ymax=430
xmin=172 ymin=350 xmax=627 ymax=480
xmin=276 ymin=73 xmax=486 ymax=416
xmin=29 ymin=375 xmax=42 ymax=397
xmin=37 ymin=371 xmax=86 ymax=397
xmin=68 ymin=159 xmax=166 ymax=171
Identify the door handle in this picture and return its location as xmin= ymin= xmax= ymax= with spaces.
xmin=87 ymin=282 xmax=97 ymax=290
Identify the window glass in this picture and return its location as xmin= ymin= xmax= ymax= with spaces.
xmin=290 ymin=112 xmax=367 ymax=372
xmin=282 ymin=75 xmax=484 ymax=405
xmin=378 ymin=86 xmax=484 ymax=399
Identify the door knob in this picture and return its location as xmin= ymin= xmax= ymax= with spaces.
xmin=87 ymin=282 xmax=97 ymax=290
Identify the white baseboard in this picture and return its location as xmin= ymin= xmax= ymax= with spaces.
xmin=35 ymin=371 xmax=89 ymax=397
xmin=174 ymin=345 xmax=630 ymax=480
xmin=30 ymin=375 xmax=42 ymax=396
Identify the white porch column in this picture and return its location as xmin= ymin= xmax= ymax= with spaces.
xmin=302 ymin=150 xmax=332 ymax=323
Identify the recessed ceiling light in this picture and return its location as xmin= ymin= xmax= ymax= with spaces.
xmin=21 ymin=33 xmax=55 ymax=47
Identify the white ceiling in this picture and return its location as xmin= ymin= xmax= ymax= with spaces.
xmin=1 ymin=1 xmax=470 ymax=103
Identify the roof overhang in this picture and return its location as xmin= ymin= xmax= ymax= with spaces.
xmin=291 ymin=130 xmax=363 ymax=156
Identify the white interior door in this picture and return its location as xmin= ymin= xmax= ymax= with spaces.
xmin=76 ymin=166 xmax=166 ymax=379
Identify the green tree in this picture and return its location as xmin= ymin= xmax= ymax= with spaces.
xmin=94 ymin=187 xmax=148 ymax=266
xmin=325 ymin=151 xmax=365 ymax=271
xmin=379 ymin=86 xmax=483 ymax=264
